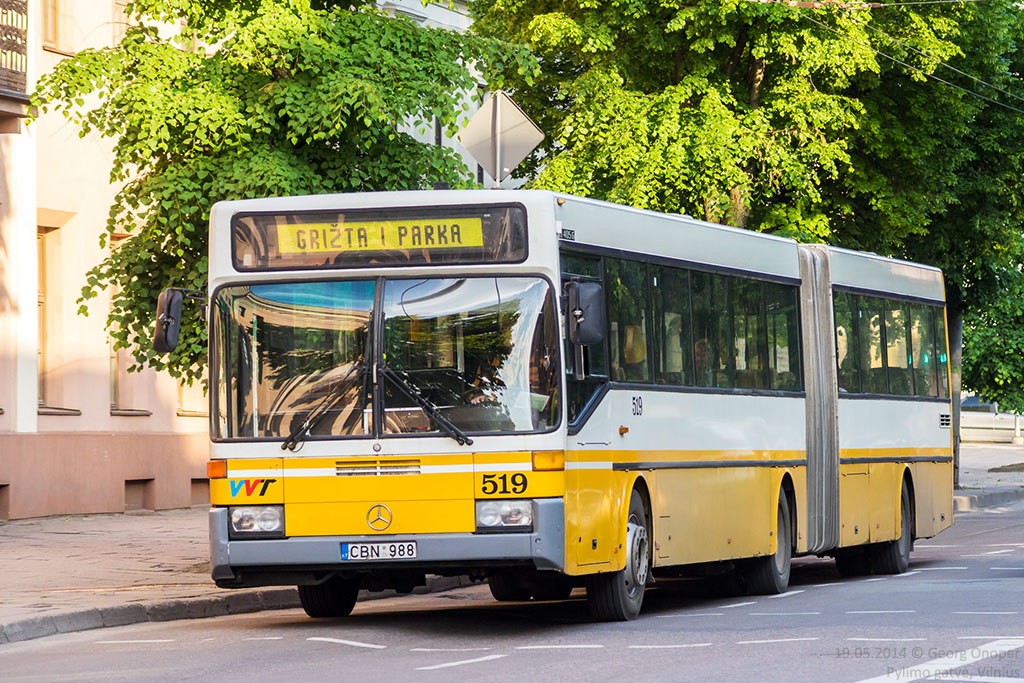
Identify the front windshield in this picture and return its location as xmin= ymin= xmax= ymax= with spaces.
xmin=213 ymin=277 xmax=560 ymax=440
xmin=213 ymin=281 xmax=374 ymax=439
xmin=382 ymin=278 xmax=560 ymax=435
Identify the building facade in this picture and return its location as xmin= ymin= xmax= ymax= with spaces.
xmin=0 ymin=0 xmax=492 ymax=520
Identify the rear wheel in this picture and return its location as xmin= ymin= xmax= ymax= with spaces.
xmin=298 ymin=576 xmax=360 ymax=618
xmin=488 ymin=574 xmax=532 ymax=602
xmin=745 ymin=493 xmax=792 ymax=595
xmin=867 ymin=481 xmax=913 ymax=574
xmin=586 ymin=491 xmax=650 ymax=621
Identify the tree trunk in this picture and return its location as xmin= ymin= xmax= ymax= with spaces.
xmin=748 ymin=56 xmax=766 ymax=109
xmin=947 ymin=284 xmax=964 ymax=489
xmin=727 ymin=184 xmax=749 ymax=229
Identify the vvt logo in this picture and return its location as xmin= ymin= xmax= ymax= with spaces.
xmin=230 ymin=479 xmax=277 ymax=497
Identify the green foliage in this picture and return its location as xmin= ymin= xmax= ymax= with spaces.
xmin=962 ymin=270 xmax=1024 ymax=415
xmin=32 ymin=0 xmax=534 ymax=384
xmin=471 ymin=0 xmax=976 ymax=240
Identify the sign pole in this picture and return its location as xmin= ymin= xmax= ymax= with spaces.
xmin=493 ymin=91 xmax=502 ymax=188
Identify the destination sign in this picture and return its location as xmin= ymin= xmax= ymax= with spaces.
xmin=276 ymin=219 xmax=484 ymax=254
xmin=231 ymin=204 xmax=527 ymax=271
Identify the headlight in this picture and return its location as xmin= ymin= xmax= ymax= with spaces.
xmin=476 ymin=500 xmax=533 ymax=533
xmin=229 ymin=505 xmax=285 ymax=538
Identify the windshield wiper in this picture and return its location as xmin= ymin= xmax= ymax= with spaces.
xmin=281 ymin=366 xmax=364 ymax=452
xmin=380 ymin=366 xmax=474 ymax=446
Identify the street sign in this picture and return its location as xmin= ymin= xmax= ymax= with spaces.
xmin=458 ymin=91 xmax=544 ymax=186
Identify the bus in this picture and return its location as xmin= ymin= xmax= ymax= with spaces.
xmin=154 ymin=189 xmax=953 ymax=622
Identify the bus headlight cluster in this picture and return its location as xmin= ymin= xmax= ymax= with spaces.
xmin=476 ymin=500 xmax=533 ymax=532
xmin=229 ymin=505 xmax=284 ymax=538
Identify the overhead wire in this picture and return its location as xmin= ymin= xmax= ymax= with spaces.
xmin=791 ymin=8 xmax=1024 ymax=115
xmin=838 ymin=8 xmax=1024 ymax=104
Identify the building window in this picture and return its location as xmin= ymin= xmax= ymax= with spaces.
xmin=42 ymin=0 xmax=59 ymax=49
xmin=37 ymin=232 xmax=47 ymax=406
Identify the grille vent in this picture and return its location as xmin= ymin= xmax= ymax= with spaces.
xmin=335 ymin=459 xmax=420 ymax=476
xmin=939 ymin=414 xmax=952 ymax=428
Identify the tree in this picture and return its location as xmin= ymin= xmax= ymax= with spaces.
xmin=31 ymin=0 xmax=534 ymax=383
xmin=471 ymin=0 xmax=972 ymax=240
xmin=962 ymin=274 xmax=1024 ymax=416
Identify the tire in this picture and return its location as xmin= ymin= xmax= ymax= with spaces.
xmin=867 ymin=480 xmax=912 ymax=574
xmin=298 ymin=576 xmax=360 ymax=618
xmin=586 ymin=491 xmax=650 ymax=621
xmin=833 ymin=548 xmax=869 ymax=577
xmin=527 ymin=573 xmax=573 ymax=601
xmin=488 ymin=574 xmax=532 ymax=602
xmin=746 ymin=493 xmax=792 ymax=595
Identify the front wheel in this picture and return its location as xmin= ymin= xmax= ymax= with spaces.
xmin=745 ymin=493 xmax=792 ymax=594
xmin=298 ymin=576 xmax=360 ymax=618
xmin=488 ymin=574 xmax=532 ymax=602
xmin=586 ymin=492 xmax=650 ymax=621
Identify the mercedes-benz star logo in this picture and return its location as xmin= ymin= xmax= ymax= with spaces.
xmin=366 ymin=504 xmax=392 ymax=531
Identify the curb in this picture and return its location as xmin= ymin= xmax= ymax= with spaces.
xmin=0 ymin=576 xmax=477 ymax=646
xmin=953 ymin=486 xmax=1024 ymax=512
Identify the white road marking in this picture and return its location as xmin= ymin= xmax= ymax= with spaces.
xmin=987 ymin=543 xmax=1024 ymax=547
xmin=416 ymin=654 xmax=507 ymax=670
xmin=515 ymin=645 xmax=603 ymax=650
xmin=958 ymin=636 xmax=1024 ymax=640
xmin=749 ymin=612 xmax=821 ymax=616
xmin=737 ymin=637 xmax=819 ymax=645
xmin=917 ymin=566 xmax=969 ymax=571
xmin=864 ymin=578 xmax=888 ymax=582
xmin=96 ymin=639 xmax=175 ymax=644
xmin=243 ymin=637 xmax=284 ymax=641
xmin=628 ymin=643 xmax=713 ymax=649
xmin=953 ymin=611 xmax=1019 ymax=615
xmin=847 ymin=638 xmax=926 ymax=642
xmin=411 ymin=648 xmax=492 ymax=652
xmin=989 ymin=567 xmax=1024 ymax=571
xmin=846 ymin=610 xmax=917 ymax=614
xmin=720 ymin=601 xmax=758 ymax=609
xmin=854 ymin=638 xmax=1024 ymax=683
xmin=656 ymin=613 xmax=724 ymax=618
xmin=768 ymin=590 xmax=805 ymax=599
xmin=982 ymin=549 xmax=1016 ymax=555
xmin=811 ymin=582 xmax=843 ymax=587
xmin=308 ymin=637 xmax=386 ymax=649
xmin=915 ymin=544 xmax=957 ymax=548
xmin=890 ymin=571 xmax=921 ymax=578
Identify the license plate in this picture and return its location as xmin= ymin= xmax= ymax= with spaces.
xmin=341 ymin=541 xmax=417 ymax=561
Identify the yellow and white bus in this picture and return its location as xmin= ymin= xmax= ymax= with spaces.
xmin=156 ymin=189 xmax=953 ymax=621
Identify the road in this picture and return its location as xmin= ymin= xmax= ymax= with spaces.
xmin=3 ymin=504 xmax=1023 ymax=683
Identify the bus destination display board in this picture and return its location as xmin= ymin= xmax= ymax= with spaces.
xmin=232 ymin=204 xmax=526 ymax=271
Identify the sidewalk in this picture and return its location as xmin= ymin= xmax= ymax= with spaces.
xmin=2 ymin=443 xmax=1023 ymax=645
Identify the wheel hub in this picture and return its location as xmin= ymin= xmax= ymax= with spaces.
xmin=625 ymin=521 xmax=649 ymax=593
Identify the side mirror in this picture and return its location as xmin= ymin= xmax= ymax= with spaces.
xmin=153 ymin=288 xmax=184 ymax=353
xmin=567 ymin=280 xmax=605 ymax=346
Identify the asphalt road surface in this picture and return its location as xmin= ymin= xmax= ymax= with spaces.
xmin=3 ymin=503 xmax=1023 ymax=683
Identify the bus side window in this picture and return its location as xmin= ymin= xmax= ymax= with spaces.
xmin=834 ymin=291 xmax=860 ymax=393
xmin=909 ymin=303 xmax=939 ymax=398
xmin=561 ymin=253 xmax=607 ymax=422
xmin=732 ymin=278 xmax=766 ymax=390
xmin=859 ymin=296 xmax=888 ymax=394
xmin=885 ymin=301 xmax=912 ymax=396
xmin=605 ymin=258 xmax=651 ymax=383
xmin=766 ymin=283 xmax=802 ymax=392
xmin=652 ymin=265 xmax=693 ymax=386
xmin=934 ymin=307 xmax=950 ymax=399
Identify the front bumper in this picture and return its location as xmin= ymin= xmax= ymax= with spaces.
xmin=210 ymin=498 xmax=565 ymax=587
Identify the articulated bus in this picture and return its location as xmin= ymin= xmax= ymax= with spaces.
xmin=156 ymin=189 xmax=953 ymax=621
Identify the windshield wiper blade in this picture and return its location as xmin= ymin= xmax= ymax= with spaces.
xmin=380 ymin=366 xmax=473 ymax=446
xmin=281 ymin=366 xmax=364 ymax=452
